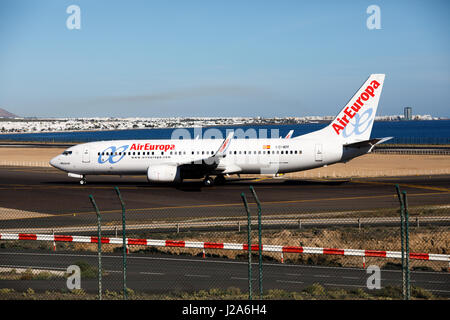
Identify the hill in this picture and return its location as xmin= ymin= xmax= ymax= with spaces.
xmin=0 ymin=108 xmax=18 ymax=118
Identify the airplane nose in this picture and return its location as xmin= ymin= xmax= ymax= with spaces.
xmin=49 ymin=156 xmax=59 ymax=168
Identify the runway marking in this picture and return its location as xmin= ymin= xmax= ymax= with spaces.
xmin=349 ymin=180 xmax=450 ymax=192
xmin=313 ymin=274 xmax=331 ymax=278
xmin=381 ymin=278 xmax=416 ymax=283
xmin=249 ymin=177 xmax=273 ymax=182
xmin=324 ymin=283 xmax=366 ymax=288
xmin=230 ymin=277 xmax=248 ymax=280
xmin=277 ymin=280 xmax=304 ymax=284
xmin=185 ymin=274 xmax=211 ymax=278
xmin=140 ymin=272 xmax=165 ymax=276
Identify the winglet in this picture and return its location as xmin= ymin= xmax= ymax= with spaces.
xmin=285 ymin=130 xmax=294 ymax=139
xmin=216 ymin=131 xmax=234 ymax=156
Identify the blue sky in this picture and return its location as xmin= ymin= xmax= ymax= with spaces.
xmin=0 ymin=0 xmax=449 ymax=117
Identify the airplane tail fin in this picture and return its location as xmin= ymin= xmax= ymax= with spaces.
xmin=312 ymin=74 xmax=385 ymax=144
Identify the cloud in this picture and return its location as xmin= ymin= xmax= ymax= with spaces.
xmin=88 ymin=85 xmax=270 ymax=104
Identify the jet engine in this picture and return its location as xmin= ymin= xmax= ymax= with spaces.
xmin=147 ymin=165 xmax=181 ymax=183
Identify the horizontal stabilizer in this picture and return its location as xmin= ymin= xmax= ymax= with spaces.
xmin=344 ymin=137 xmax=393 ymax=152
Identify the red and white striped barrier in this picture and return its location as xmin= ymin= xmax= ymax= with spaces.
xmin=0 ymin=233 xmax=448 ymax=262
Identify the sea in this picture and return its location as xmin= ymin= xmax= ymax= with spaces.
xmin=0 ymin=120 xmax=449 ymax=145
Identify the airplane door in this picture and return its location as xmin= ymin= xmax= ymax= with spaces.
xmin=315 ymin=144 xmax=323 ymax=162
xmin=82 ymin=147 xmax=90 ymax=163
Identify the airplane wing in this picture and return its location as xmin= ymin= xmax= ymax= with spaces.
xmin=171 ymin=131 xmax=235 ymax=172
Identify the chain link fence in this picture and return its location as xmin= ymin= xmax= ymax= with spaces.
xmin=0 ymin=184 xmax=448 ymax=300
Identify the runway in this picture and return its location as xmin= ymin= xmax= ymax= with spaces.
xmin=0 ymin=167 xmax=449 ymax=230
xmin=0 ymin=249 xmax=449 ymax=296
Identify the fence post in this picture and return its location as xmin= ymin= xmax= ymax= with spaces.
xmin=395 ymin=185 xmax=407 ymax=300
xmin=241 ymin=193 xmax=252 ymax=300
xmin=52 ymin=229 xmax=56 ymax=252
xmin=114 ymin=186 xmax=127 ymax=300
xmin=402 ymin=191 xmax=411 ymax=300
xmin=250 ymin=186 xmax=263 ymax=300
xmin=89 ymin=195 xmax=102 ymax=301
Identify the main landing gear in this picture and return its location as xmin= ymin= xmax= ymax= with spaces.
xmin=214 ymin=175 xmax=226 ymax=185
xmin=79 ymin=176 xmax=87 ymax=185
xmin=203 ymin=176 xmax=214 ymax=186
xmin=202 ymin=175 xmax=226 ymax=186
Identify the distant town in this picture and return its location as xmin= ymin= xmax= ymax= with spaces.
xmin=0 ymin=114 xmax=445 ymax=134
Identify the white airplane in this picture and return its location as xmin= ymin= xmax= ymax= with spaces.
xmin=50 ymin=74 xmax=391 ymax=186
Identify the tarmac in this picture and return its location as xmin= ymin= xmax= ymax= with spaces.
xmin=0 ymin=166 xmax=448 ymax=230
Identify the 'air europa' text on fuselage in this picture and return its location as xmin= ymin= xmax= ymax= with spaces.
xmin=130 ymin=143 xmax=175 ymax=151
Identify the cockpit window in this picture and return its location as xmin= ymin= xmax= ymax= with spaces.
xmin=62 ymin=151 xmax=73 ymax=156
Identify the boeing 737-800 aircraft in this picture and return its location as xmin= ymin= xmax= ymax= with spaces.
xmin=50 ymin=74 xmax=391 ymax=186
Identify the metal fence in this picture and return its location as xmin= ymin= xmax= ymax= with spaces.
xmin=0 ymin=185 xmax=448 ymax=300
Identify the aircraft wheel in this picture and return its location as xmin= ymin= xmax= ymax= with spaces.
xmin=214 ymin=175 xmax=226 ymax=185
xmin=80 ymin=177 xmax=86 ymax=185
xmin=203 ymin=176 xmax=214 ymax=186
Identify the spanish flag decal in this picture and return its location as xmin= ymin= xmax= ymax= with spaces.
xmin=263 ymin=145 xmax=271 ymax=149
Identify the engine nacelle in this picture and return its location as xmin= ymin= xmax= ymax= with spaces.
xmin=147 ymin=165 xmax=181 ymax=183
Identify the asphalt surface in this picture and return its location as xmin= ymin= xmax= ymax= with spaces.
xmin=0 ymin=249 xmax=448 ymax=296
xmin=0 ymin=167 xmax=449 ymax=230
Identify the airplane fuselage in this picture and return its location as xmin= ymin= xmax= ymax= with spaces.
xmin=50 ymin=136 xmax=367 ymax=177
